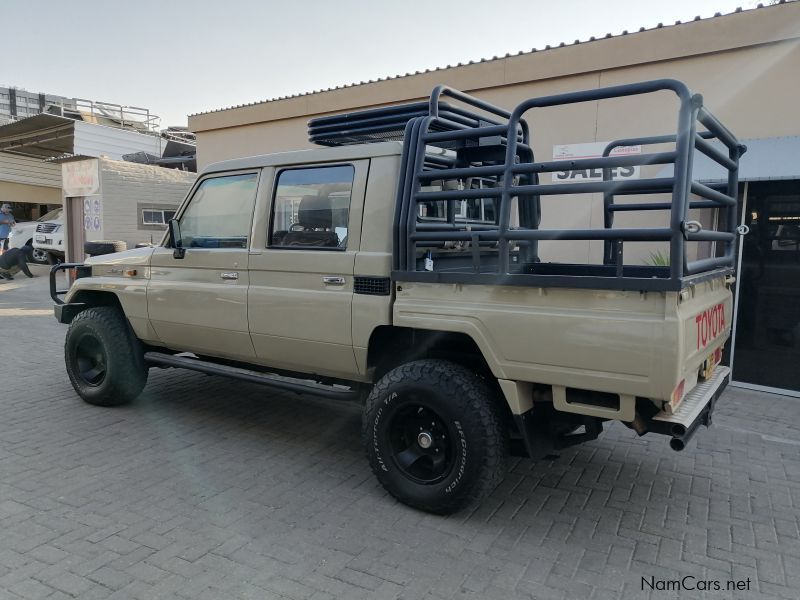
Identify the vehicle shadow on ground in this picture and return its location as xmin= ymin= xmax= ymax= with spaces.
xmin=125 ymin=366 xmax=687 ymax=522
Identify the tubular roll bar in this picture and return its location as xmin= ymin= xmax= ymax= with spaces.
xmin=393 ymin=79 xmax=746 ymax=291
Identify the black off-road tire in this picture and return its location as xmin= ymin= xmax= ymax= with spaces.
xmin=84 ymin=240 xmax=127 ymax=257
xmin=65 ymin=307 xmax=148 ymax=406
xmin=362 ymin=359 xmax=507 ymax=514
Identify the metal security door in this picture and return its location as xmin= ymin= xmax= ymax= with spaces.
xmin=730 ymin=181 xmax=800 ymax=396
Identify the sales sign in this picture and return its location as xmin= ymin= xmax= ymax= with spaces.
xmin=551 ymin=141 xmax=641 ymax=184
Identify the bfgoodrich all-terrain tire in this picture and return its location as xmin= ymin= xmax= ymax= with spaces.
xmin=65 ymin=307 xmax=147 ymax=406
xmin=362 ymin=359 xmax=507 ymax=514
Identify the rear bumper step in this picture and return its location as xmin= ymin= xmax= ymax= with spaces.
xmin=144 ymin=352 xmax=360 ymax=401
xmin=650 ymin=366 xmax=730 ymax=451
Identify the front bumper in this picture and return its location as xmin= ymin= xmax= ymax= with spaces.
xmin=54 ymin=302 xmax=87 ymax=324
xmin=50 ymin=263 xmax=90 ymax=324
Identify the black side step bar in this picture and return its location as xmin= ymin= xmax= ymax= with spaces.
xmin=144 ymin=352 xmax=360 ymax=401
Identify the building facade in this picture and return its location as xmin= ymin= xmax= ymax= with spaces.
xmin=0 ymin=87 xmax=172 ymax=221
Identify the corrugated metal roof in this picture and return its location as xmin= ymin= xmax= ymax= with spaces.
xmin=190 ymin=2 xmax=783 ymax=118
xmin=45 ymin=154 xmax=97 ymax=164
xmin=0 ymin=148 xmax=62 ymax=187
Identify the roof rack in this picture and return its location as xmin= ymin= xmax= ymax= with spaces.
xmin=308 ymin=89 xmax=526 ymax=148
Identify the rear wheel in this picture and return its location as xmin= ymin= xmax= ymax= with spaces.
xmin=362 ymin=359 xmax=507 ymax=514
xmin=65 ymin=307 xmax=147 ymax=406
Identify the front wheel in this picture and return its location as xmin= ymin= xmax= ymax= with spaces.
xmin=27 ymin=244 xmax=49 ymax=265
xmin=65 ymin=307 xmax=148 ymax=406
xmin=362 ymin=359 xmax=507 ymax=514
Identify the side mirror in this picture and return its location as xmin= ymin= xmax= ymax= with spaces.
xmin=168 ymin=219 xmax=185 ymax=259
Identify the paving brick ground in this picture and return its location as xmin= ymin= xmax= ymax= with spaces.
xmin=1 ymin=266 xmax=799 ymax=599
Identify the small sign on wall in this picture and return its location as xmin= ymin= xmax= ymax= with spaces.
xmin=551 ymin=142 xmax=641 ymax=184
xmin=84 ymin=197 xmax=102 ymax=232
xmin=63 ymin=159 xmax=100 ymax=196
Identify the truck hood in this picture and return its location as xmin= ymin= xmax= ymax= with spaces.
xmin=86 ymin=246 xmax=155 ymax=267
xmin=11 ymin=221 xmax=38 ymax=237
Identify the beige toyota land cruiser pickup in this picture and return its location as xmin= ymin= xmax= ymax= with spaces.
xmin=52 ymin=80 xmax=745 ymax=513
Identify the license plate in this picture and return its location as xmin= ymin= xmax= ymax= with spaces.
xmin=700 ymin=347 xmax=721 ymax=380
xmin=35 ymin=234 xmax=45 ymax=243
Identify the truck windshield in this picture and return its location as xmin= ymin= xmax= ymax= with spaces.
xmin=38 ymin=208 xmax=63 ymax=222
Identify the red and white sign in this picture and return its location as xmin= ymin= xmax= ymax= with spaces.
xmin=696 ymin=303 xmax=726 ymax=350
xmin=551 ymin=141 xmax=641 ymax=184
xmin=62 ymin=159 xmax=100 ymax=197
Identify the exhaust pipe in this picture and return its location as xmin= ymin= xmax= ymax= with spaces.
xmin=670 ymin=437 xmax=686 ymax=452
xmin=668 ymin=409 xmax=710 ymax=452
xmin=650 ymin=366 xmax=728 ymax=453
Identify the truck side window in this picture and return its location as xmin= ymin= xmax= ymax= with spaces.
xmin=418 ymin=197 xmax=498 ymax=224
xmin=270 ymin=165 xmax=354 ymax=249
xmin=179 ymin=173 xmax=258 ymax=249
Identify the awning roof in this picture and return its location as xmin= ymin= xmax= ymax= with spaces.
xmin=712 ymin=136 xmax=800 ymax=182
xmin=0 ymin=114 xmax=77 ymax=159
xmin=0 ymin=113 xmax=176 ymax=163
xmin=659 ymin=136 xmax=800 ymax=183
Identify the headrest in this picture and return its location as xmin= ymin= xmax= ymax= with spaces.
xmin=297 ymin=195 xmax=332 ymax=229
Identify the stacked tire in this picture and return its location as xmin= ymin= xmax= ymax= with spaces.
xmin=84 ymin=240 xmax=127 ymax=257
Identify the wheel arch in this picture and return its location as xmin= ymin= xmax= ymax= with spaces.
xmin=70 ymin=289 xmax=124 ymax=311
xmin=63 ymin=278 xmax=151 ymax=341
xmin=57 ymin=290 xmax=125 ymax=325
xmin=366 ymin=325 xmax=520 ymax=443
xmin=366 ymin=325 xmax=499 ymax=382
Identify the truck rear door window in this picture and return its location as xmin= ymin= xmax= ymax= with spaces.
xmin=269 ymin=165 xmax=354 ymax=250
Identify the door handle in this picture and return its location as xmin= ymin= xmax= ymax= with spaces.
xmin=221 ymin=272 xmax=239 ymax=280
xmin=323 ymin=276 xmax=345 ymax=285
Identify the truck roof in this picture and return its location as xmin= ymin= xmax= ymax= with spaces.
xmin=204 ymin=141 xmax=404 ymax=175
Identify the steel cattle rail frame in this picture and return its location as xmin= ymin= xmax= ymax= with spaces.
xmin=392 ymin=79 xmax=746 ymax=292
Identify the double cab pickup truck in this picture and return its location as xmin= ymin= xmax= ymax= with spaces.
xmin=52 ymin=79 xmax=745 ymax=513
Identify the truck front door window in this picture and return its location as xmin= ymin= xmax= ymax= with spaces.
xmin=180 ymin=173 xmax=258 ymax=249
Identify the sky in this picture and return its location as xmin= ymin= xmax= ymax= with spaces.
xmin=0 ymin=0 xmax=773 ymax=128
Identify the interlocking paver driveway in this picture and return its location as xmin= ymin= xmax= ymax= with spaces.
xmin=1 ymin=266 xmax=799 ymax=599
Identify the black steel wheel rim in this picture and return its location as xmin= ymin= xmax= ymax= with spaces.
xmin=75 ymin=333 xmax=107 ymax=386
xmin=386 ymin=398 xmax=456 ymax=485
